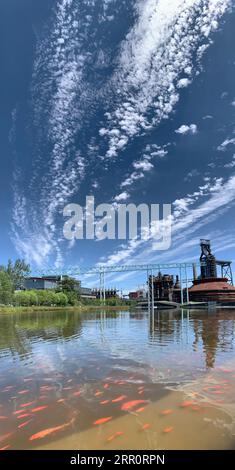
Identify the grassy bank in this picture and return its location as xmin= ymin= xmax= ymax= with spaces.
xmin=0 ymin=304 xmax=132 ymax=314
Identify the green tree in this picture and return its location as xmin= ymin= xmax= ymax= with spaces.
xmin=0 ymin=271 xmax=13 ymax=305
xmin=57 ymin=276 xmax=80 ymax=305
xmin=5 ymin=259 xmax=30 ymax=289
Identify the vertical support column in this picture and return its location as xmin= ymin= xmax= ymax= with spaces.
xmin=151 ymin=269 xmax=154 ymax=314
xmin=185 ymin=264 xmax=189 ymax=304
xmin=147 ymin=268 xmax=150 ymax=314
xmin=180 ymin=266 xmax=184 ymax=306
xmin=99 ymin=270 xmax=104 ymax=304
xmin=103 ymin=270 xmax=106 ymax=305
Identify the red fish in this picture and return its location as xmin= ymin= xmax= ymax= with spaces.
xmin=160 ymin=409 xmax=174 ymax=416
xmin=100 ymin=400 xmax=110 ymax=405
xmin=32 ymin=406 xmax=48 ymax=413
xmin=142 ymin=423 xmax=151 ymax=431
xmin=0 ymin=445 xmax=11 ymax=451
xmin=13 ymin=410 xmax=26 ymax=415
xmin=18 ymin=419 xmax=32 ymax=429
xmin=136 ymin=407 xmax=146 ymax=413
xmin=112 ymin=395 xmax=126 ymax=403
xmin=163 ymin=426 xmax=174 ymax=433
xmin=93 ymin=417 xmax=112 ymax=425
xmin=180 ymin=400 xmax=194 ymax=408
xmin=106 ymin=431 xmax=124 ymax=442
xmin=29 ymin=419 xmax=74 ymax=441
xmin=121 ymin=400 xmax=148 ymax=411
xmin=17 ymin=413 xmax=31 ymax=419
xmin=0 ymin=433 xmax=13 ymax=443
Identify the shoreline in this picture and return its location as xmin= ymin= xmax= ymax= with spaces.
xmin=0 ymin=305 xmax=132 ymax=314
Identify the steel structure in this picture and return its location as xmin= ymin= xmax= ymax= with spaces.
xmin=32 ymin=261 xmax=200 ymax=311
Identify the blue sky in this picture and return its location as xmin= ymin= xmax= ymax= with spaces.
xmin=0 ymin=0 xmax=235 ymax=291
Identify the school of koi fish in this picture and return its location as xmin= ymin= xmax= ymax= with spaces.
xmin=0 ymin=309 xmax=235 ymax=450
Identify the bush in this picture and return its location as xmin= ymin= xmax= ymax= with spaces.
xmin=13 ymin=290 xmax=69 ymax=307
xmin=13 ymin=291 xmax=36 ymax=306
xmin=55 ymin=292 xmax=68 ymax=306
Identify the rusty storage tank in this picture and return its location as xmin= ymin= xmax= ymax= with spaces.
xmin=189 ymin=278 xmax=235 ymax=305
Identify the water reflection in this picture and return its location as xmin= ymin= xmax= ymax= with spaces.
xmin=0 ymin=308 xmax=235 ymax=449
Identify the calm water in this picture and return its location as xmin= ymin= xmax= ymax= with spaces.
xmin=0 ymin=308 xmax=235 ymax=450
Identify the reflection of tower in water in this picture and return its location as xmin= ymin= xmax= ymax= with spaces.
xmin=192 ymin=312 xmax=235 ymax=369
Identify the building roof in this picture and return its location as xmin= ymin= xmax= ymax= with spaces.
xmin=189 ymin=278 xmax=235 ymax=292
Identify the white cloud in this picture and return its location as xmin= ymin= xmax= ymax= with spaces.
xmin=224 ymin=155 xmax=235 ymax=168
xmin=98 ymin=175 xmax=235 ymax=271
xmin=175 ymin=124 xmax=198 ymax=135
xmin=217 ymin=137 xmax=235 ymax=151
xmin=133 ymin=160 xmax=153 ymax=171
xmin=177 ymin=78 xmax=191 ymax=88
xmin=11 ymin=0 xmax=232 ymax=266
xmin=114 ymin=191 xmax=130 ymax=202
xmin=121 ymin=172 xmax=144 ymax=188
xmin=101 ymin=0 xmax=230 ymax=158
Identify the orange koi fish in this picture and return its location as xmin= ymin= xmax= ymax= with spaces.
xmin=160 ymin=409 xmax=173 ymax=416
xmin=106 ymin=431 xmax=124 ymax=442
xmin=57 ymin=399 xmax=65 ymax=403
xmin=94 ymin=391 xmax=103 ymax=397
xmin=18 ymin=419 xmax=32 ymax=429
xmin=100 ymin=400 xmax=110 ymax=405
xmin=93 ymin=416 xmax=112 ymax=425
xmin=13 ymin=410 xmax=26 ymax=415
xmin=136 ymin=407 xmax=145 ymax=413
xmin=17 ymin=413 xmax=31 ymax=419
xmin=0 ymin=445 xmax=11 ymax=451
xmin=73 ymin=391 xmax=81 ymax=397
xmin=141 ymin=423 xmax=151 ymax=431
xmin=121 ymin=400 xmax=148 ymax=411
xmin=180 ymin=400 xmax=194 ymax=408
xmin=103 ymin=384 xmax=110 ymax=389
xmin=0 ymin=433 xmax=13 ymax=443
xmin=163 ymin=426 xmax=174 ymax=433
xmin=32 ymin=406 xmax=48 ymax=413
xmin=29 ymin=419 xmax=74 ymax=441
xmin=112 ymin=395 xmax=126 ymax=403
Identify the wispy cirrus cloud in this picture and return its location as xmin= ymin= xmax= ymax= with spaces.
xmin=10 ymin=0 xmax=232 ymax=268
xmin=100 ymin=0 xmax=231 ymax=159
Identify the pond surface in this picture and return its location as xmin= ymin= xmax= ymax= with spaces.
xmin=0 ymin=308 xmax=235 ymax=450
